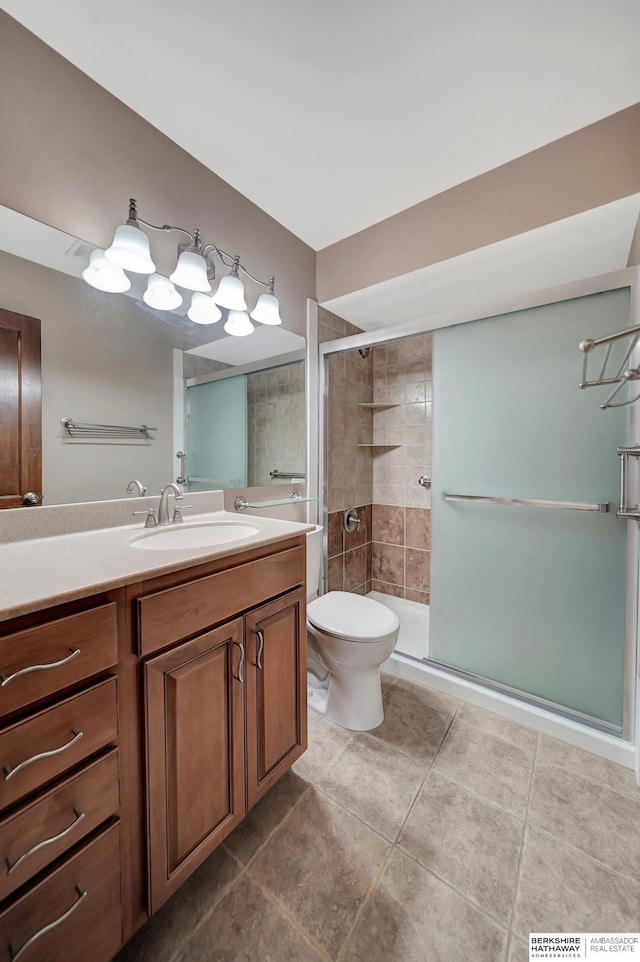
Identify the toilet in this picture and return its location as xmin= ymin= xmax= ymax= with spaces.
xmin=305 ymin=526 xmax=399 ymax=731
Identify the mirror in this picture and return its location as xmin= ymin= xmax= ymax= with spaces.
xmin=0 ymin=205 xmax=306 ymax=506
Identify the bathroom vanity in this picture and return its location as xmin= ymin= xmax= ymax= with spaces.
xmin=0 ymin=511 xmax=309 ymax=960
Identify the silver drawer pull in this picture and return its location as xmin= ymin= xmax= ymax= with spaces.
xmin=9 ymin=885 xmax=87 ymax=961
xmin=6 ymin=809 xmax=85 ymax=875
xmin=4 ymin=730 xmax=83 ymax=782
xmin=255 ymin=630 xmax=264 ymax=670
xmin=1 ymin=649 xmax=81 ymax=688
xmin=233 ymin=641 xmax=245 ymax=683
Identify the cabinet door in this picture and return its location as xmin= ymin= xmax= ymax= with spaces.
xmin=245 ymin=589 xmax=307 ymax=809
xmin=144 ymin=619 xmax=245 ymax=913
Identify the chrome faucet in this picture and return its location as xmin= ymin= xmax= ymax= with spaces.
xmin=157 ymin=482 xmax=184 ymax=525
xmin=126 ymin=479 xmax=146 ymax=496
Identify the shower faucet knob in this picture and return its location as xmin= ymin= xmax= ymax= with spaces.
xmin=344 ymin=508 xmax=361 ymax=533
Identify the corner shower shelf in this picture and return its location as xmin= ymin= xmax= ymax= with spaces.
xmin=356 ymin=402 xmax=400 ymax=409
xmin=357 ymin=443 xmax=401 ymax=448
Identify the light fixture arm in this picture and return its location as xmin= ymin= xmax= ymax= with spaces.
xmin=202 ymin=244 xmax=275 ymax=291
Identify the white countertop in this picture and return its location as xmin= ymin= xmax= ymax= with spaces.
xmin=0 ymin=511 xmax=313 ymax=623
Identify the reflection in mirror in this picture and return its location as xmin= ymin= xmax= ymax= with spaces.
xmin=0 ymin=206 xmax=306 ymax=507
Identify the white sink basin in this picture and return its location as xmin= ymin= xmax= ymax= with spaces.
xmin=130 ymin=521 xmax=260 ymax=551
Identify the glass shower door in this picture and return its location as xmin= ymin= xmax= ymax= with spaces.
xmin=429 ymin=288 xmax=631 ymax=729
xmin=186 ymin=376 xmax=247 ymax=491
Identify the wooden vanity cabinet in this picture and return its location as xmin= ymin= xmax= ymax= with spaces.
xmin=0 ymin=596 xmax=122 ymax=962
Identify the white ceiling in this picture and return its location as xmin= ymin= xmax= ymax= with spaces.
xmin=3 ymin=0 xmax=640 ymax=251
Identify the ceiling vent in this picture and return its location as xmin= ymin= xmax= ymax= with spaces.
xmin=65 ymin=239 xmax=95 ymax=260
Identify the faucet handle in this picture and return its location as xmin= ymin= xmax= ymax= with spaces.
xmin=133 ymin=508 xmax=158 ymax=528
xmin=172 ymin=505 xmax=192 ymax=524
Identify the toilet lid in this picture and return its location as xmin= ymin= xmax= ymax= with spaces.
xmin=308 ymin=591 xmax=399 ymax=642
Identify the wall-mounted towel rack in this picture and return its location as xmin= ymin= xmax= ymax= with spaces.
xmin=269 ymin=469 xmax=306 ymax=480
xmin=442 ymin=492 xmax=610 ymax=513
xmin=579 ymin=324 xmax=640 ymax=409
xmin=61 ymin=417 xmax=157 ymax=440
xmin=235 ymin=493 xmax=316 ymax=512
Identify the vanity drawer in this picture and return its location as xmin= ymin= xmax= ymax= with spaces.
xmin=0 ymin=749 xmax=120 ymax=901
xmin=137 ymin=545 xmax=305 ymax=655
xmin=0 ymin=678 xmax=118 ymax=810
xmin=0 ymin=603 xmax=117 ymax=720
xmin=0 ymin=821 xmax=122 ymax=962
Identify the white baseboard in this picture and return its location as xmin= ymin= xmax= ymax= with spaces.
xmin=385 ymin=652 xmax=636 ymax=772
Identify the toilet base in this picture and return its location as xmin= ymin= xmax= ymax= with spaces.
xmin=307 ymin=666 xmax=384 ymax=732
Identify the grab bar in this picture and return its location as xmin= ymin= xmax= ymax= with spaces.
xmin=269 ymin=469 xmax=306 ymax=480
xmin=442 ymin=493 xmax=610 ymax=513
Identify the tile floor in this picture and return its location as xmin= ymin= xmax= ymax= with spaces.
xmin=115 ymin=672 xmax=640 ymax=962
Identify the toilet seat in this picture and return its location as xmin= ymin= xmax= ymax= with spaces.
xmin=308 ymin=591 xmax=399 ymax=643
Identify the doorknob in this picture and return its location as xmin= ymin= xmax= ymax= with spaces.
xmin=22 ymin=492 xmax=41 ymax=506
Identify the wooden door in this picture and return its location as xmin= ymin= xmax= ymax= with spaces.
xmin=245 ymin=588 xmax=307 ymax=809
xmin=144 ymin=619 xmax=245 ymax=913
xmin=0 ymin=308 xmax=42 ymax=508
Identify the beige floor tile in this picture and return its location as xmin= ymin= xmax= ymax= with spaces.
xmin=433 ymin=721 xmax=533 ymax=816
xmin=224 ymin=770 xmax=309 ymax=865
xmin=341 ymin=849 xmax=508 ymax=962
xmin=292 ymin=710 xmax=353 ymax=783
xmin=370 ymin=688 xmax=452 ymax=764
xmin=181 ymin=874 xmax=327 ymax=962
xmin=319 ymin=733 xmax=426 ymax=840
xmin=508 ymin=938 xmax=529 ymax=962
xmin=390 ymin=675 xmax=460 ymax=717
xmin=537 ymin=734 xmax=639 ymax=800
xmin=455 ymin=703 xmax=537 ymax=754
xmin=399 ymin=771 xmax=523 ymax=924
xmin=250 ymin=788 xmax=389 ymax=959
xmin=114 ymin=846 xmax=241 ymax=962
xmin=528 ymin=762 xmax=640 ymax=882
xmin=513 ymin=828 xmax=640 ymax=939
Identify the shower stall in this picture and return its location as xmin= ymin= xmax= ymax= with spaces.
xmin=319 ymin=269 xmax=640 ymax=751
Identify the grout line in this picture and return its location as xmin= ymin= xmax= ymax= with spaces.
xmin=237 ymin=782 xmax=314 ymax=873
xmin=174 ymin=863 xmax=249 ymax=961
xmin=248 ymin=874 xmax=333 ymax=962
xmin=505 ymin=732 xmax=539 ymax=949
xmin=525 ymin=822 xmax=640 ymax=889
xmin=336 ymin=848 xmax=394 ymax=962
xmin=425 ymin=768 xmax=527 ymax=823
xmin=452 ymin=714 xmax=538 ymax=756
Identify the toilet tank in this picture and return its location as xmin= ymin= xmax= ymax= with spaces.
xmin=305 ymin=525 xmax=324 ymax=601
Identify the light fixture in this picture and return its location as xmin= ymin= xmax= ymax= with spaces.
xmin=224 ymin=310 xmax=254 ymax=337
xmin=105 ymin=199 xmax=155 ymax=274
xmin=82 ymin=249 xmax=131 ymax=293
xmin=170 ymin=231 xmax=211 ymax=292
xmin=213 ymin=256 xmax=247 ymax=311
xmin=250 ymin=277 xmax=282 ymax=325
xmin=83 ymin=198 xmax=283 ymax=338
xmin=143 ymin=274 xmax=182 ymax=310
xmin=187 ymin=292 xmax=222 ymax=325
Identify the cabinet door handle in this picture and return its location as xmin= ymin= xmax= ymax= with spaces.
xmin=1 ymin=649 xmax=81 ymax=687
xmin=233 ymin=642 xmax=245 ymax=683
xmin=9 ymin=885 xmax=87 ymax=961
xmin=4 ymin=730 xmax=83 ymax=782
xmin=6 ymin=808 xmax=85 ymax=875
xmin=254 ymin=630 xmax=264 ymax=670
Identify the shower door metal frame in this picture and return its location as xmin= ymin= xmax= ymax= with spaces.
xmin=315 ymin=266 xmax=640 ymax=745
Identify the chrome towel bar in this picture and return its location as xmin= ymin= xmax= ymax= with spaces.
xmin=442 ymin=493 xmax=610 ymax=513
xmin=270 ymin=469 xmax=306 ymax=479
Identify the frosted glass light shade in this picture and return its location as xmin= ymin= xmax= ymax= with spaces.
xmin=224 ymin=310 xmax=254 ymax=337
xmin=170 ymin=250 xmax=211 ymax=292
xmin=143 ymin=274 xmax=182 ymax=310
xmin=250 ymin=292 xmax=282 ymax=325
xmin=214 ymin=273 xmax=247 ymax=311
xmin=105 ymin=224 xmax=155 ymax=274
xmin=82 ymin=249 xmax=131 ymax=293
xmin=187 ymin=292 xmax=222 ymax=325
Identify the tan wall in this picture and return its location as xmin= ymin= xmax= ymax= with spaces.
xmin=0 ymin=12 xmax=316 ymax=337
xmin=317 ymin=104 xmax=640 ymax=303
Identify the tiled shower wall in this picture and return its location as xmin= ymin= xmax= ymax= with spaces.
xmin=370 ymin=334 xmax=432 ymax=603
xmin=324 ymin=322 xmax=433 ymax=604
xmin=247 ymin=362 xmax=305 ymax=487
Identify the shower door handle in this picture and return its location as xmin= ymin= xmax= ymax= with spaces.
xmin=617 ymin=446 xmax=640 ymax=520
